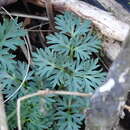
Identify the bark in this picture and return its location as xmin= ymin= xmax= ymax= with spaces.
xmin=0 ymin=94 xmax=8 ymax=130
xmin=0 ymin=0 xmax=17 ymax=7
xmin=85 ymin=32 xmax=130 ymax=130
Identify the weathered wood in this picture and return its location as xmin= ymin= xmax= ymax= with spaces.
xmin=85 ymin=31 xmax=130 ymax=130
xmin=96 ymin=0 xmax=130 ymax=24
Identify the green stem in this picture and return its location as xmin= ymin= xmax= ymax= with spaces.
xmin=68 ymin=97 xmax=72 ymax=111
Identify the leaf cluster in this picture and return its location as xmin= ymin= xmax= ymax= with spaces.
xmin=0 ymin=18 xmax=26 ymax=69
xmin=33 ymin=12 xmax=106 ymax=93
xmin=0 ymin=12 xmax=106 ymax=130
xmin=32 ymin=12 xmax=106 ymax=130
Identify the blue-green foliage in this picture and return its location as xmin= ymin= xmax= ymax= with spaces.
xmin=0 ymin=62 xmax=34 ymax=98
xmin=32 ymin=12 xmax=106 ymax=130
xmin=0 ymin=18 xmax=48 ymax=130
xmin=0 ymin=18 xmax=26 ymax=69
xmin=1 ymin=12 xmax=106 ymax=130
xmin=33 ymin=48 xmax=105 ymax=92
xmin=33 ymin=12 xmax=106 ymax=93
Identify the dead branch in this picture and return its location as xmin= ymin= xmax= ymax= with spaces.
xmin=0 ymin=11 xmax=49 ymax=21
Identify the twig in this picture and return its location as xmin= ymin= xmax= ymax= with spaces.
xmin=27 ymin=29 xmax=53 ymax=32
xmin=28 ymin=23 xmax=48 ymax=30
xmin=45 ymin=0 xmax=55 ymax=31
xmin=95 ymin=53 xmax=109 ymax=71
xmin=20 ymin=33 xmax=33 ymax=63
xmin=25 ymin=33 xmax=33 ymax=58
xmin=0 ymin=11 xmax=49 ymax=21
xmin=17 ymin=89 xmax=92 ymax=130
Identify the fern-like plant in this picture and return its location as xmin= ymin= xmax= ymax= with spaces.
xmin=32 ymin=12 xmax=106 ymax=130
xmin=0 ymin=12 xmax=106 ymax=130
